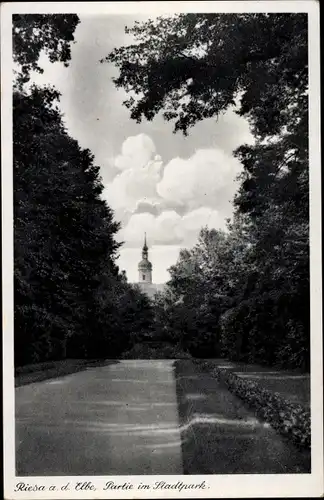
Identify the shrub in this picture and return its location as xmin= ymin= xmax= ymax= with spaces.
xmin=212 ymin=366 xmax=310 ymax=449
xmin=121 ymin=342 xmax=192 ymax=359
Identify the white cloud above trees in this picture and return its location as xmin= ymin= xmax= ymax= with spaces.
xmin=102 ymin=133 xmax=240 ymax=247
xmin=157 ymin=148 xmax=242 ymax=211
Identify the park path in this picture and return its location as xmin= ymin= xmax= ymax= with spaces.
xmin=16 ymin=359 xmax=310 ymax=476
xmin=15 ymin=360 xmax=183 ymax=475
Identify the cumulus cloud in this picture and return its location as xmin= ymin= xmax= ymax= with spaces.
xmin=133 ymin=200 xmax=161 ymax=216
xmin=118 ymin=207 xmax=227 ymax=248
xmin=102 ymin=135 xmax=163 ymax=221
xmin=117 ymin=213 xmax=156 ymax=246
xmin=114 ymin=133 xmax=157 ymax=170
xmin=103 ymin=133 xmax=241 ymax=247
xmin=157 ymin=148 xmax=241 ymax=211
xmin=117 ymin=211 xmax=180 ymax=247
xmin=178 ymin=207 xmax=227 ymax=245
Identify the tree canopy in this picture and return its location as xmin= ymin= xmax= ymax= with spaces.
xmin=13 ymin=14 xmax=80 ymax=86
xmin=108 ymin=13 xmax=310 ymax=370
xmin=13 ymin=14 xmax=153 ymax=365
xmin=104 ymin=13 xmax=307 ymax=137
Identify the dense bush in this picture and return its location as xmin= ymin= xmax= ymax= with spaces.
xmin=121 ymin=342 xmax=192 ymax=360
xmin=213 ymin=366 xmax=310 ymax=449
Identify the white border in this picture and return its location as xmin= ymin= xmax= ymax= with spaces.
xmin=1 ymin=2 xmax=323 ymax=499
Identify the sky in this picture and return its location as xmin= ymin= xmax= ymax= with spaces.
xmin=29 ymin=14 xmax=253 ymax=283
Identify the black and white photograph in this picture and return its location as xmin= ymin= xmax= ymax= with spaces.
xmin=2 ymin=1 xmax=323 ymax=498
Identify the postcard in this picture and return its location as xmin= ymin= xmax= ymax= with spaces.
xmin=1 ymin=1 xmax=323 ymax=498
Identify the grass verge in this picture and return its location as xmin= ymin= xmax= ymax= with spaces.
xmin=174 ymin=359 xmax=311 ymax=474
xmin=200 ymin=361 xmax=311 ymax=449
xmin=15 ymin=359 xmax=111 ymax=387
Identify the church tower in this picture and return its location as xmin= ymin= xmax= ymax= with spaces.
xmin=138 ymin=233 xmax=152 ymax=284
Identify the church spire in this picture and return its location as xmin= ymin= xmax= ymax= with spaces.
xmin=143 ymin=232 xmax=148 ymax=251
xmin=142 ymin=232 xmax=148 ymax=259
xmin=138 ymin=232 xmax=152 ymax=284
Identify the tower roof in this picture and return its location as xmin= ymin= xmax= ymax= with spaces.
xmin=143 ymin=232 xmax=148 ymax=251
xmin=138 ymin=259 xmax=152 ymax=270
xmin=139 ymin=232 xmax=152 ymax=272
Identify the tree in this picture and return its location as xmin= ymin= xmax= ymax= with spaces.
xmin=14 ymin=85 xmax=124 ymax=364
xmin=154 ymin=229 xmax=233 ymax=357
xmin=104 ymin=13 xmax=307 ymax=137
xmin=107 ymin=13 xmax=310 ymax=369
xmin=13 ymin=15 xmax=150 ymax=365
xmin=13 ymin=14 xmax=80 ymax=87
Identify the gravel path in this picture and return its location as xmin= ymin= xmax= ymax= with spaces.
xmin=16 ymin=360 xmax=183 ymax=475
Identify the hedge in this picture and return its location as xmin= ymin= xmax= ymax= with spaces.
xmin=206 ymin=364 xmax=310 ymax=449
xmin=121 ymin=342 xmax=192 ymax=359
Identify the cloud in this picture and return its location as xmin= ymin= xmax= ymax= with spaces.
xmin=133 ymin=200 xmax=162 ymax=216
xmin=114 ymin=133 xmax=157 ymax=170
xmin=117 ymin=212 xmax=157 ymax=246
xmin=179 ymin=207 xmax=227 ymax=244
xmin=119 ymin=207 xmax=227 ymax=247
xmin=102 ymin=135 xmax=163 ymax=221
xmin=117 ymin=211 xmax=181 ymax=247
xmin=157 ymin=148 xmax=242 ymax=211
xmin=102 ymin=133 xmax=242 ymax=247
xmin=153 ymin=211 xmax=183 ymax=245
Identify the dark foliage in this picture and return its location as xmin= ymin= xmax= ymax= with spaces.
xmin=109 ymin=14 xmax=310 ymax=369
xmin=212 ymin=365 xmax=310 ymax=449
xmin=13 ymin=14 xmax=80 ymax=87
xmin=13 ymin=15 xmax=153 ymax=365
xmin=104 ymin=13 xmax=307 ymax=137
